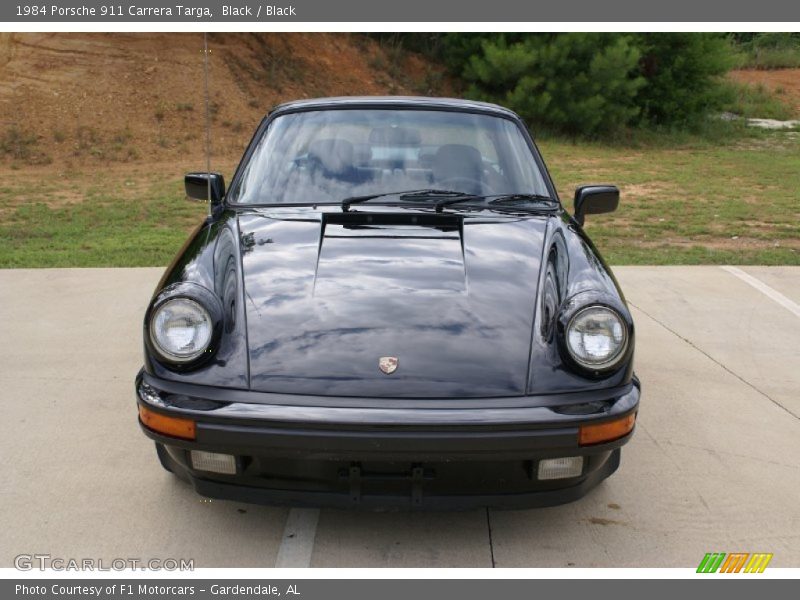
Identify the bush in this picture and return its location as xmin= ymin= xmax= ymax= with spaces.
xmin=0 ymin=126 xmax=52 ymax=165
xmin=732 ymin=32 xmax=800 ymax=69
xmin=634 ymin=33 xmax=734 ymax=127
xmin=461 ymin=34 xmax=645 ymax=135
xmin=439 ymin=33 xmax=734 ymax=136
xmin=719 ymin=81 xmax=794 ymax=120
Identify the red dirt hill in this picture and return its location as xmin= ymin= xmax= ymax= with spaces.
xmin=0 ymin=33 xmax=450 ymax=170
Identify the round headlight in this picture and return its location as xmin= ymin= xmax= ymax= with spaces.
xmin=566 ymin=305 xmax=628 ymax=370
xmin=149 ymin=298 xmax=212 ymax=363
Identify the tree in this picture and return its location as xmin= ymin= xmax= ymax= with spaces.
xmin=634 ymin=33 xmax=733 ymax=127
xmin=437 ymin=33 xmax=734 ymax=136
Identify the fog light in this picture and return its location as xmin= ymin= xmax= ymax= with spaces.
xmin=190 ymin=450 xmax=237 ymax=475
xmin=537 ymin=456 xmax=584 ymax=480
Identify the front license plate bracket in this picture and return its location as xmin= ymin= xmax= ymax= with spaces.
xmin=338 ymin=463 xmax=435 ymax=507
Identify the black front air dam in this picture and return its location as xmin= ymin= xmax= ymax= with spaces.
xmin=160 ymin=449 xmax=622 ymax=510
xmin=138 ymin=373 xmax=639 ymax=509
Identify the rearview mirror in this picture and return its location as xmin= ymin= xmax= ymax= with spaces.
xmin=573 ymin=185 xmax=619 ymax=226
xmin=185 ymin=172 xmax=225 ymax=206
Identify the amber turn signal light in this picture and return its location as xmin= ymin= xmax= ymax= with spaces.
xmin=139 ymin=405 xmax=196 ymax=440
xmin=579 ymin=413 xmax=635 ymax=446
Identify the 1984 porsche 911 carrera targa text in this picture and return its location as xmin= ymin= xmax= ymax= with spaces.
xmin=135 ymin=96 xmax=640 ymax=509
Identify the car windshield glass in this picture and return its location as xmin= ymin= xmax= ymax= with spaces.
xmin=229 ymin=108 xmax=550 ymax=205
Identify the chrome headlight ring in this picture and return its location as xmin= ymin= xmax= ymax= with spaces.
xmin=145 ymin=282 xmax=223 ymax=370
xmin=557 ymin=296 xmax=633 ymax=376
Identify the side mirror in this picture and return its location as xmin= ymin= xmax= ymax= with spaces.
xmin=185 ymin=172 xmax=225 ymax=205
xmin=573 ymin=185 xmax=619 ymax=226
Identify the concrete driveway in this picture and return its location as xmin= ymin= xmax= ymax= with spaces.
xmin=1 ymin=266 xmax=798 ymax=568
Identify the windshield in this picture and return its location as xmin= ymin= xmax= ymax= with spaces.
xmin=229 ymin=108 xmax=550 ymax=205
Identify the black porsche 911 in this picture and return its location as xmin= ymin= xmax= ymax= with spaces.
xmin=136 ymin=96 xmax=639 ymax=509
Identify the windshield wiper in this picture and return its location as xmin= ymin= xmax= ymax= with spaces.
xmin=341 ymin=189 xmax=475 ymax=211
xmin=340 ymin=190 xmax=556 ymax=213
xmin=433 ymin=193 xmax=556 ymax=213
xmin=398 ymin=189 xmax=476 ymax=200
xmin=488 ymin=193 xmax=556 ymax=205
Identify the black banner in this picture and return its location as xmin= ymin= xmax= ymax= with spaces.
xmin=3 ymin=0 xmax=800 ymax=22
xmin=4 ymin=579 xmax=797 ymax=600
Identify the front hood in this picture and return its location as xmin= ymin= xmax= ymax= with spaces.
xmin=239 ymin=209 xmax=547 ymax=398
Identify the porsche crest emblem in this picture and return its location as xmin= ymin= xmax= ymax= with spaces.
xmin=378 ymin=356 xmax=398 ymax=375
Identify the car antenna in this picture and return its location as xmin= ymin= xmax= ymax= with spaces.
xmin=203 ymin=31 xmax=212 ymax=218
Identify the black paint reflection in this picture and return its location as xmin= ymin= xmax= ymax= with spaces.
xmin=146 ymin=204 xmax=634 ymax=400
xmin=240 ymin=210 xmax=546 ymax=398
xmin=146 ymin=212 xmax=249 ymax=389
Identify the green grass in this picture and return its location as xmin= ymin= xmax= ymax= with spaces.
xmin=1 ymin=129 xmax=799 ymax=267
xmin=539 ymin=129 xmax=800 ymax=265
xmin=731 ymin=34 xmax=800 ymax=70
xmin=719 ymin=81 xmax=795 ymax=121
xmin=0 ymin=172 xmax=207 ymax=267
xmin=732 ymin=45 xmax=800 ymax=70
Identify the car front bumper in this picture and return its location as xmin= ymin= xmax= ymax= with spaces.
xmin=135 ymin=371 xmax=640 ymax=509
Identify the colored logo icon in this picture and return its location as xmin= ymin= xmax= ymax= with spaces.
xmin=697 ymin=552 xmax=773 ymax=573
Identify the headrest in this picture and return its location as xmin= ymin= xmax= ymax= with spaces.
xmin=369 ymin=126 xmax=422 ymax=146
xmin=307 ymin=138 xmax=354 ymax=174
xmin=433 ymin=144 xmax=482 ymax=177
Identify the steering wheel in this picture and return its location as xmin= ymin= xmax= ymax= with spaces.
xmin=437 ymin=177 xmax=496 ymax=196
